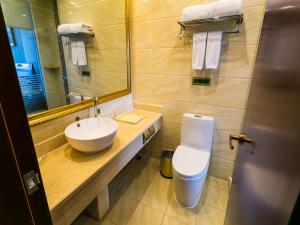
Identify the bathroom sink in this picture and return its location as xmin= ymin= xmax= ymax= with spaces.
xmin=65 ymin=117 xmax=118 ymax=153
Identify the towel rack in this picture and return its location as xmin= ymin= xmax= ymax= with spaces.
xmin=178 ymin=14 xmax=243 ymax=39
xmin=58 ymin=31 xmax=95 ymax=38
xmin=58 ymin=31 xmax=95 ymax=47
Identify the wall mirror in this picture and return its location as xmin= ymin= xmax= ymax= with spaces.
xmin=0 ymin=0 xmax=131 ymax=126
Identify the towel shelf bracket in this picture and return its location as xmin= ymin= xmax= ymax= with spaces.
xmin=178 ymin=14 xmax=243 ymax=40
xmin=58 ymin=32 xmax=95 ymax=47
xmin=58 ymin=31 xmax=95 ymax=39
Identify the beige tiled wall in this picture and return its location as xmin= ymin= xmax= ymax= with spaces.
xmin=132 ymin=0 xmax=266 ymax=179
xmin=57 ymin=0 xmax=128 ymax=98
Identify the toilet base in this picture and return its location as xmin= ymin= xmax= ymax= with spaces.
xmin=173 ymin=174 xmax=206 ymax=208
xmin=173 ymin=163 xmax=208 ymax=208
xmin=173 ymin=192 xmax=201 ymax=209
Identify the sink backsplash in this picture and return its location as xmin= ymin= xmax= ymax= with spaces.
xmin=91 ymin=95 xmax=133 ymax=118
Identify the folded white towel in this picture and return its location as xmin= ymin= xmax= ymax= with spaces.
xmin=71 ymin=41 xmax=87 ymax=66
xmin=58 ymin=23 xmax=90 ymax=66
xmin=182 ymin=0 xmax=242 ymax=21
xmin=192 ymin=32 xmax=207 ymax=70
xmin=57 ymin=23 xmax=92 ymax=35
xmin=182 ymin=4 xmax=211 ymax=21
xmin=57 ymin=24 xmax=70 ymax=35
xmin=71 ymin=42 xmax=78 ymax=65
xmin=69 ymin=23 xmax=92 ymax=33
xmin=206 ymin=31 xmax=223 ymax=70
xmin=76 ymin=41 xmax=87 ymax=66
xmin=209 ymin=0 xmax=242 ymax=18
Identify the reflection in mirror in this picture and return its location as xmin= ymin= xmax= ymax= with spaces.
xmin=0 ymin=0 xmax=129 ymax=115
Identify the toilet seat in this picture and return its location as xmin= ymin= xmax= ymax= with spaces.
xmin=173 ymin=145 xmax=210 ymax=179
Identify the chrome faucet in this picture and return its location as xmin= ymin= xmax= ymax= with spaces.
xmin=94 ymin=96 xmax=100 ymax=117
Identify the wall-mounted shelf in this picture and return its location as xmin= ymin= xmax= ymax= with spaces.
xmin=178 ymin=14 xmax=243 ymax=39
xmin=58 ymin=31 xmax=95 ymax=39
xmin=58 ymin=31 xmax=95 ymax=47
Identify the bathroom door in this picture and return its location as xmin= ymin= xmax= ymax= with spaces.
xmin=0 ymin=6 xmax=52 ymax=225
xmin=225 ymin=1 xmax=300 ymax=225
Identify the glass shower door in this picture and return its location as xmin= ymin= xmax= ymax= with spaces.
xmin=1 ymin=0 xmax=47 ymax=114
xmin=1 ymin=0 xmax=69 ymax=115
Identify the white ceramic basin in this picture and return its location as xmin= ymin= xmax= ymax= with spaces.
xmin=65 ymin=117 xmax=118 ymax=153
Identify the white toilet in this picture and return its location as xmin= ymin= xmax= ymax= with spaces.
xmin=172 ymin=113 xmax=214 ymax=208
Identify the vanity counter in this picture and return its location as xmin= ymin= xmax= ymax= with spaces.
xmin=38 ymin=110 xmax=161 ymax=214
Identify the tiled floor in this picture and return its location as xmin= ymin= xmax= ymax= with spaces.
xmin=72 ymin=156 xmax=229 ymax=225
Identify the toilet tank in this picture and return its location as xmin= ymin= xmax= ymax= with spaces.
xmin=180 ymin=113 xmax=214 ymax=151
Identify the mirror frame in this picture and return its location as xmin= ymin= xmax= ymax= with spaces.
xmin=28 ymin=0 xmax=131 ymax=127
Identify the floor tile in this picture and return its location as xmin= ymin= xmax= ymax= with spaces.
xmin=110 ymin=169 xmax=133 ymax=192
xmin=135 ymin=162 xmax=159 ymax=182
xmin=165 ymin=195 xmax=199 ymax=225
xmin=161 ymin=215 xmax=189 ymax=225
xmin=73 ymin=157 xmax=230 ymax=225
xmin=127 ymin=203 xmax=164 ymax=225
xmin=223 ymin=214 xmax=238 ymax=225
xmin=152 ymin=171 xmax=173 ymax=189
xmin=196 ymin=204 xmax=226 ymax=225
xmin=120 ymin=176 xmax=151 ymax=202
xmin=141 ymin=183 xmax=172 ymax=213
xmin=72 ymin=215 xmax=113 ymax=225
xmin=206 ymin=176 xmax=228 ymax=191
xmin=146 ymin=157 xmax=160 ymax=168
xmin=201 ymin=184 xmax=229 ymax=211
xmin=110 ymin=159 xmax=147 ymax=193
xmin=106 ymin=196 xmax=139 ymax=225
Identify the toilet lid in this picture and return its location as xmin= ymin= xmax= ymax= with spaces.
xmin=172 ymin=146 xmax=210 ymax=178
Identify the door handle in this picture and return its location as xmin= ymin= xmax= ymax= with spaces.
xmin=229 ymin=134 xmax=254 ymax=150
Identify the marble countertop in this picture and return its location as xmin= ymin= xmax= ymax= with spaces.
xmin=38 ymin=110 xmax=162 ymax=211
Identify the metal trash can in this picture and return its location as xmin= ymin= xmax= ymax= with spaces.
xmin=160 ymin=150 xmax=174 ymax=179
